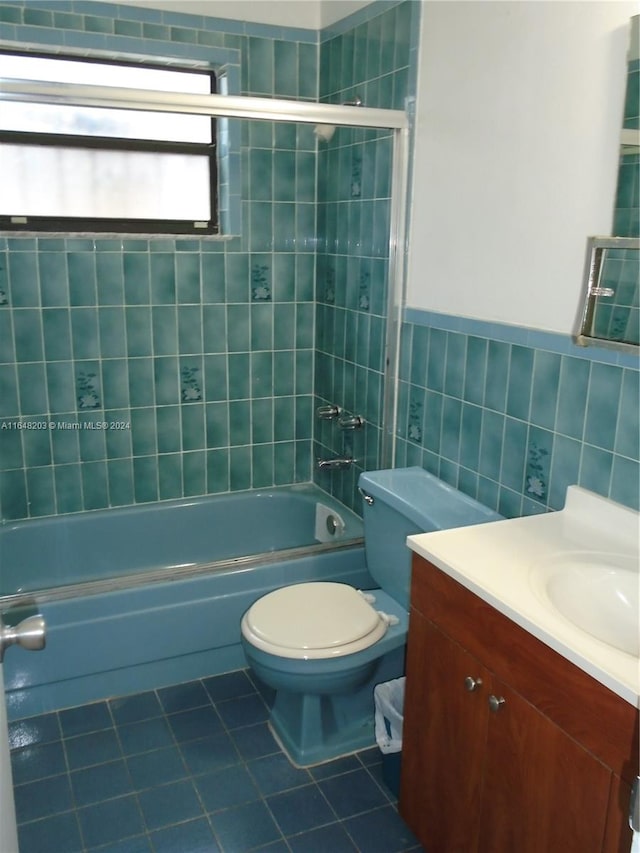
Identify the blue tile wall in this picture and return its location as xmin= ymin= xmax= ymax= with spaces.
xmin=0 ymin=1 xmax=319 ymax=520
xmin=398 ymin=311 xmax=640 ymax=516
xmin=313 ymin=1 xmax=420 ymax=511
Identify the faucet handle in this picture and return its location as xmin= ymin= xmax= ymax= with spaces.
xmin=338 ymin=414 xmax=364 ymax=430
xmin=317 ymin=404 xmax=341 ymax=420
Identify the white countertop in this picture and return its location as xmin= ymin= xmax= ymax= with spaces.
xmin=407 ymin=486 xmax=640 ymax=708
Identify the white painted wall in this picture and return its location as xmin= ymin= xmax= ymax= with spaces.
xmin=406 ymin=1 xmax=637 ymax=334
xmin=109 ymin=0 xmax=371 ymax=30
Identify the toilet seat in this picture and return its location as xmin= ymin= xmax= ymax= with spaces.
xmin=241 ymin=582 xmax=390 ymax=660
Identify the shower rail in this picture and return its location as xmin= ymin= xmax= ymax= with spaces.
xmin=0 ymin=80 xmax=408 ymax=130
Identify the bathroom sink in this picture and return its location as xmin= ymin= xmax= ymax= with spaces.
xmin=537 ymin=554 xmax=639 ymax=657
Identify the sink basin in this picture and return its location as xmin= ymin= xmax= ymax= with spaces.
xmin=538 ymin=554 xmax=639 ymax=657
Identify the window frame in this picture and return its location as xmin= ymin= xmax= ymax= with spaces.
xmin=0 ymin=49 xmax=219 ymax=235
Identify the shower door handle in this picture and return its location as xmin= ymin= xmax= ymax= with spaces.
xmin=0 ymin=613 xmax=46 ymax=662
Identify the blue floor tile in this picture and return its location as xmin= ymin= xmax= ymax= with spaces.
xmin=342 ymin=804 xmax=421 ymax=853
xmin=310 ymin=753 xmax=362 ymax=780
xmin=109 ymin=691 xmax=163 ymax=726
xmin=150 ymin=817 xmax=221 ymax=853
xmin=14 ymin=773 xmax=74 ymax=823
xmin=59 ymin=701 xmax=112 ymax=737
xmin=288 ymin=821 xmax=359 ymax=852
xmin=229 ymin=720 xmax=279 ymax=760
xmin=93 ymin=836 xmax=153 ymax=853
xmin=209 ymin=799 xmax=283 ymax=850
xmin=215 ymin=693 xmax=270 ymax=729
xmin=266 ymin=783 xmax=337 ymax=836
xmin=167 ymin=705 xmax=224 ymax=743
xmin=126 ymin=745 xmax=188 ymax=789
xmin=118 ymin=716 xmax=175 ymax=756
xmin=17 ymin=811 xmax=83 ymax=853
xmin=65 ymin=728 xmax=122 ymax=770
xmin=137 ymin=779 xmax=204 ymax=831
xmin=70 ymin=759 xmax=134 ymax=807
xmin=318 ymin=767 xmax=390 ymax=818
xmin=194 ymin=762 xmax=260 ymax=813
xmin=157 ymin=680 xmax=212 ymax=714
xmin=10 ymin=739 xmax=66 ymax=784
xmin=77 ymin=794 xmax=145 ymax=849
xmin=202 ymin=669 xmax=255 ymax=701
xmin=10 ymin=671 xmax=424 ymax=853
xmin=247 ymin=751 xmax=312 ymax=796
xmin=9 ymin=712 xmax=60 ymax=749
xmin=178 ymin=731 xmax=241 ymax=776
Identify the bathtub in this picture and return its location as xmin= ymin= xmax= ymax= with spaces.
xmin=0 ymin=485 xmax=368 ymax=720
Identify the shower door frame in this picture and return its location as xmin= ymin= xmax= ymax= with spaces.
xmin=0 ymin=81 xmax=410 ymax=469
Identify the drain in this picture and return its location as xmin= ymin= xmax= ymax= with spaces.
xmin=326 ymin=515 xmax=338 ymax=535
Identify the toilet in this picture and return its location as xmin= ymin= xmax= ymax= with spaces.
xmin=241 ymin=467 xmax=502 ymax=766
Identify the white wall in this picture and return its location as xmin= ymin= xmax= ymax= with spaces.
xmin=406 ymin=1 xmax=637 ymax=334
xmin=108 ymin=0 xmax=371 ymax=30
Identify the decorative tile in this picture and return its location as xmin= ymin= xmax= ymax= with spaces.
xmin=251 ymin=261 xmax=272 ymax=302
xmin=76 ymin=370 xmax=101 ymax=410
xmin=524 ymin=428 xmax=553 ymax=503
xmin=180 ymin=364 xmax=203 ymax=403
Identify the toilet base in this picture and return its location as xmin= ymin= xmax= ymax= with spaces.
xmin=266 ymin=645 xmax=405 ymax=767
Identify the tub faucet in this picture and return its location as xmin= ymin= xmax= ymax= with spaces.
xmin=316 ymin=457 xmax=355 ymax=471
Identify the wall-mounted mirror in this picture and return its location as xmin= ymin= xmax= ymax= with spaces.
xmin=577 ymin=14 xmax=639 ymax=351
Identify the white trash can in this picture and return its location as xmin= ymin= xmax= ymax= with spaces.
xmin=374 ymin=677 xmax=405 ymax=796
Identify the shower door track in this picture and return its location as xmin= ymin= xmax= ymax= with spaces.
xmin=0 ymin=537 xmax=365 ymax=607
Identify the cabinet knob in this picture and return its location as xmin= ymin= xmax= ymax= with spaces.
xmin=488 ymin=694 xmax=506 ymax=713
xmin=464 ymin=676 xmax=483 ymax=692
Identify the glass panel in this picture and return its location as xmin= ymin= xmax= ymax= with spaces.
xmin=0 ymin=144 xmax=211 ymax=220
xmin=0 ymin=54 xmax=212 ymax=143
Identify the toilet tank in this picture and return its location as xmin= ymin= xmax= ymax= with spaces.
xmin=358 ymin=467 xmax=503 ymax=608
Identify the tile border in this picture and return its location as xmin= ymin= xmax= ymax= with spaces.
xmin=404 ymin=307 xmax=640 ymax=370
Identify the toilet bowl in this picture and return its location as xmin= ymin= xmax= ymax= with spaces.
xmin=241 ymin=467 xmax=503 ymax=767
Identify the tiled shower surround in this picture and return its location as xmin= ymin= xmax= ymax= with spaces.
xmin=0 ymin=0 xmax=420 ymax=521
xmin=0 ymin=236 xmax=316 ymax=517
xmin=0 ymin=0 xmax=638 ymax=526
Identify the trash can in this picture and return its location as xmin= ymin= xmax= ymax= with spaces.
xmin=374 ymin=677 xmax=405 ymax=797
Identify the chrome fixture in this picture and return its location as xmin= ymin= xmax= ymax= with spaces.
xmin=344 ymin=96 xmax=363 ymax=107
xmin=317 ymin=404 xmax=341 ymax=420
xmin=358 ymin=487 xmax=374 ymax=506
xmin=316 ymin=457 xmax=354 ymax=471
xmin=0 ymin=611 xmax=46 ymax=661
xmin=630 ymin=777 xmax=639 ymax=832
xmin=488 ymin=694 xmax=506 ymax=713
xmin=464 ymin=676 xmax=483 ymax=692
xmin=338 ymin=414 xmax=364 ymax=430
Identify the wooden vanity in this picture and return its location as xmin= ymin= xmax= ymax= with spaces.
xmin=399 ymin=553 xmax=639 ymax=853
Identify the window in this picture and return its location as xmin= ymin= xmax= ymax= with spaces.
xmin=0 ymin=51 xmax=218 ymax=234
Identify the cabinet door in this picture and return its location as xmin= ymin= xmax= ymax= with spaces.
xmin=478 ymin=678 xmax=612 ymax=853
xmin=602 ymin=775 xmax=634 ymax=853
xmin=400 ymin=610 xmax=490 ymax=853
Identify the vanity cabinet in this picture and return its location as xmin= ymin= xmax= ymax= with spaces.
xmin=399 ymin=555 xmax=639 ymax=853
